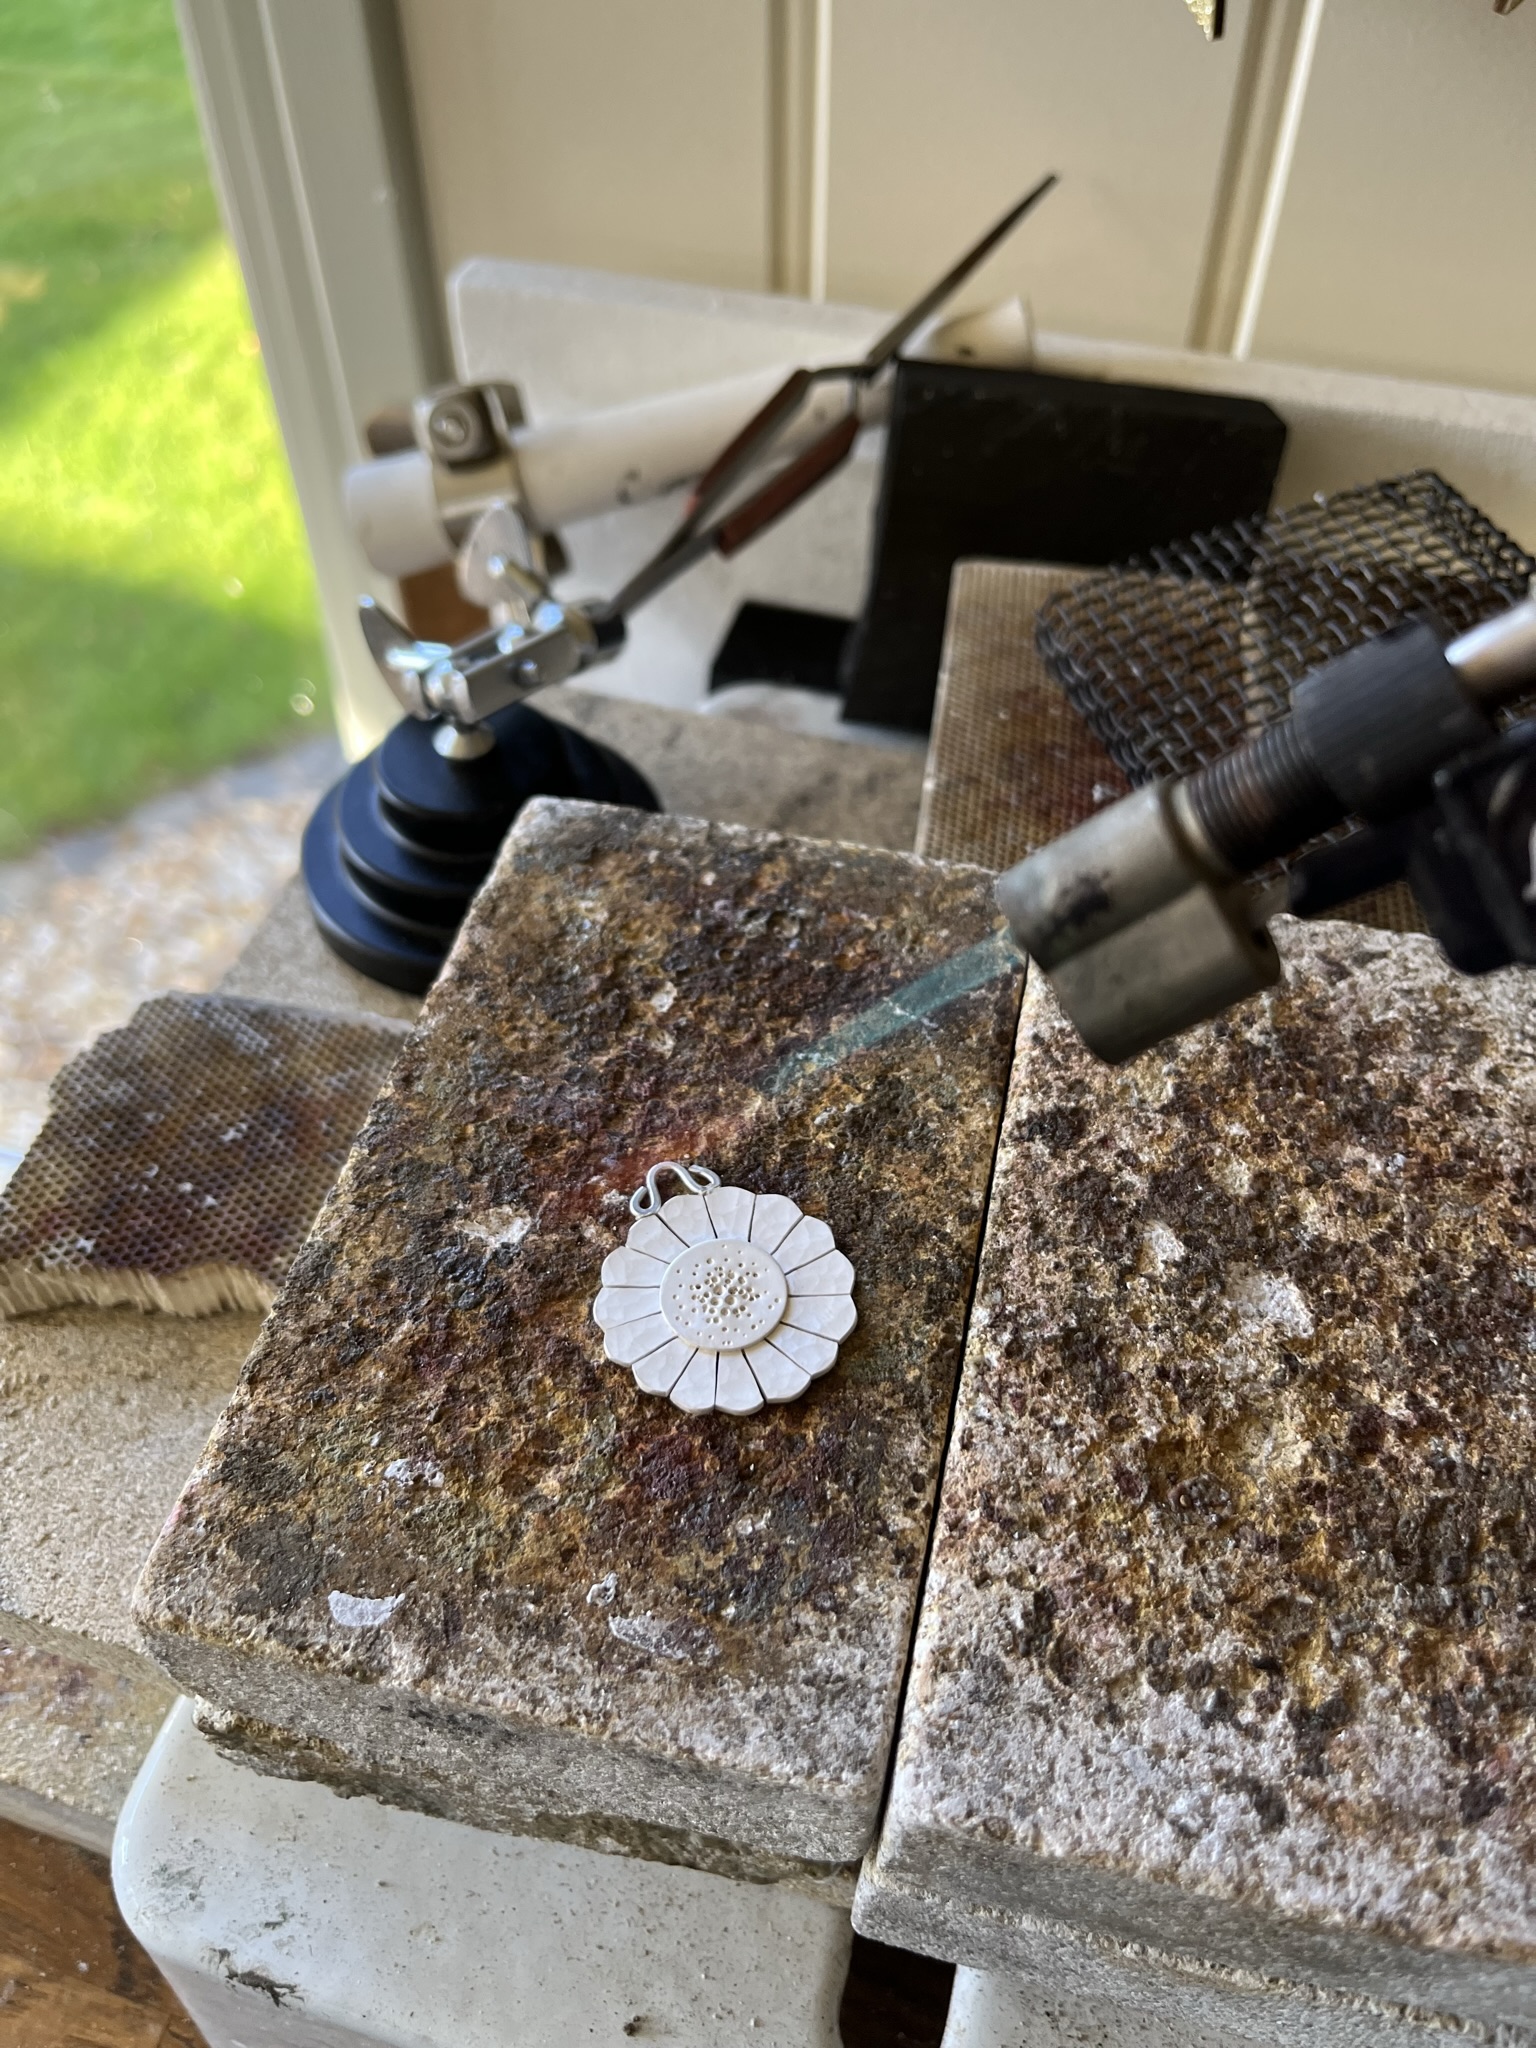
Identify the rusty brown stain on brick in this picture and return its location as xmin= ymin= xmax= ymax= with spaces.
xmin=136 ymin=800 xmax=1022 ymax=1859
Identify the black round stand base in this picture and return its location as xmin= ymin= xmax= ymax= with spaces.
xmin=301 ymin=702 xmax=659 ymax=993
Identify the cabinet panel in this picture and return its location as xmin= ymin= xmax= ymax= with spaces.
xmin=397 ymin=3 xmax=1535 ymax=396
xmin=398 ymin=0 xmax=771 ymax=293
xmin=823 ymin=0 xmax=1245 ymax=344
xmin=1253 ymin=0 xmax=1536 ymax=395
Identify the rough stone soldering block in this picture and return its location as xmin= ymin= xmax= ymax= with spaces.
xmin=135 ymin=798 xmax=1022 ymax=1873
xmin=857 ymin=918 xmax=1536 ymax=2030
xmin=937 ymin=1965 xmax=1432 ymax=2048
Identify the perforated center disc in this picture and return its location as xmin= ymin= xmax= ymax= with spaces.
xmin=659 ymin=1238 xmax=788 ymax=1351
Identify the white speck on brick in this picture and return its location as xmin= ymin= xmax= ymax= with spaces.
xmin=1140 ymin=1222 xmax=1186 ymax=1273
xmin=460 ymin=1209 xmax=532 ymax=1252
xmin=382 ymin=1458 xmax=443 ymax=1489
xmin=1226 ymin=1267 xmax=1314 ymax=1339
xmin=1212 ymin=1155 xmax=1252 ymax=1198
xmin=328 ymin=1590 xmax=404 ymax=1629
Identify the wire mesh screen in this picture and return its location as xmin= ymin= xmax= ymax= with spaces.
xmin=1035 ymin=472 xmax=1536 ymax=788
xmin=0 ymin=993 xmax=407 ymax=1318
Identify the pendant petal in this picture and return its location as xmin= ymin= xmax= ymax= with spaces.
xmin=602 ymin=1246 xmax=668 ymax=1288
xmin=782 ymin=1293 xmax=856 ymax=1340
xmin=744 ymin=1340 xmax=812 ymax=1402
xmin=632 ymin=1337 xmax=695 ymax=1396
xmin=670 ymin=1351 xmax=719 ymax=1413
xmin=660 ymin=1192 xmax=716 ymax=1245
xmin=593 ymin=1285 xmax=663 ymax=1328
xmin=764 ymin=1323 xmax=838 ymax=1375
xmin=787 ymin=1249 xmax=855 ymax=1296
xmin=627 ymin=1214 xmax=688 ymax=1262
xmin=704 ymin=1185 xmax=756 ymax=1240
xmin=602 ymin=1312 xmax=674 ymax=1365
xmin=775 ymin=1214 xmax=835 ymax=1271
xmin=715 ymin=1351 xmax=764 ymax=1414
xmin=749 ymin=1192 xmax=801 ymax=1253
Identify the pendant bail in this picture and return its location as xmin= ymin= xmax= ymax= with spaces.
xmin=629 ymin=1160 xmax=722 ymax=1217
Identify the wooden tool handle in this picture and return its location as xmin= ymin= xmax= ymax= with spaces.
xmin=685 ymin=368 xmax=813 ymax=524
xmin=716 ymin=414 xmax=859 ymax=558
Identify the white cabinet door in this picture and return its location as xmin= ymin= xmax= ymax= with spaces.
xmin=397 ymin=0 xmax=1536 ymax=398
xmin=822 ymin=0 xmax=1245 ymax=347
xmin=399 ymin=0 xmax=774 ymax=293
xmin=399 ymin=0 xmax=1248 ymax=348
xmin=1252 ymin=0 xmax=1536 ymax=394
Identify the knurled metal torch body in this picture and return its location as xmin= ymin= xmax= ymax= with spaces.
xmin=997 ymin=596 xmax=1536 ymax=1063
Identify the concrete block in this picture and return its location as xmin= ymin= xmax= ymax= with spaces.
xmin=540 ymin=687 xmax=925 ymax=850
xmin=216 ymin=878 xmax=425 ymax=1022
xmin=0 ymin=1307 xmax=260 ymax=1660
xmin=0 ymin=1305 xmax=254 ymax=1841
xmin=938 ymin=1965 xmax=1494 ymax=2048
xmin=858 ymin=918 xmax=1536 ymax=2031
xmin=135 ymin=797 xmax=1023 ymax=1872
xmin=0 ymin=1629 xmax=173 ymax=1855
xmin=115 ymin=1699 xmax=853 ymax=2048
xmin=946 ymin=1967 xmax=1206 ymax=2048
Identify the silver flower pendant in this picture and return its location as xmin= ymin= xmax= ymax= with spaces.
xmin=593 ymin=1162 xmax=856 ymax=1415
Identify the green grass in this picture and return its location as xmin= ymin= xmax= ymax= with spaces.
xmin=0 ymin=0 xmax=327 ymax=856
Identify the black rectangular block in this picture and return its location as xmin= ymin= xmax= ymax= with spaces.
xmin=839 ymin=363 xmax=1287 ymax=733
